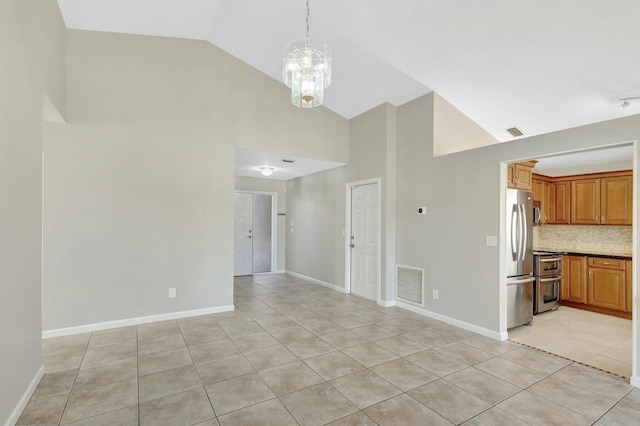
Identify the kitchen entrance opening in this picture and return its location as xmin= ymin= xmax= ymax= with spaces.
xmin=233 ymin=191 xmax=276 ymax=276
xmin=504 ymin=142 xmax=635 ymax=380
xmin=346 ymin=180 xmax=380 ymax=302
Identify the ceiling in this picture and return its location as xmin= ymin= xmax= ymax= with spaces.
xmin=57 ymin=0 xmax=640 ymax=145
xmin=235 ymin=148 xmax=345 ymax=181
xmin=57 ymin=1 xmax=638 ymax=181
xmin=533 ymin=144 xmax=634 ymax=177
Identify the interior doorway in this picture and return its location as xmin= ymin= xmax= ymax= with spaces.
xmin=503 ymin=142 xmax=636 ymax=380
xmin=346 ymin=180 xmax=381 ymax=301
xmin=233 ymin=191 xmax=276 ymax=276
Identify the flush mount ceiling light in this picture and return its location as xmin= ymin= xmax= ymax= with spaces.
xmin=259 ymin=166 xmax=275 ymax=176
xmin=619 ymin=96 xmax=640 ymax=109
xmin=283 ymin=0 xmax=331 ymax=108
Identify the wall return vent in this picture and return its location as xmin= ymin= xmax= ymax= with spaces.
xmin=396 ymin=265 xmax=424 ymax=306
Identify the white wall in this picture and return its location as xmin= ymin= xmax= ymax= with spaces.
xmin=42 ymin=30 xmax=349 ymax=331
xmin=234 ymin=177 xmax=287 ymax=272
xmin=0 ymin=1 xmax=66 ymax=423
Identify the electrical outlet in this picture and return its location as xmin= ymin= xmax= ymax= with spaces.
xmin=168 ymin=288 xmax=176 ymax=298
xmin=432 ymin=289 xmax=439 ymax=300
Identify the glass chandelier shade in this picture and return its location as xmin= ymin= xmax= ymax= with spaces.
xmin=283 ymin=38 xmax=331 ymax=108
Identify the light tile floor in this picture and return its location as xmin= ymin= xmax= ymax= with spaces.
xmin=509 ymin=306 xmax=633 ymax=378
xmin=19 ymin=274 xmax=640 ymax=425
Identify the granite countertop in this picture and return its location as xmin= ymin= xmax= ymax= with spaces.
xmin=535 ymin=246 xmax=632 ymax=259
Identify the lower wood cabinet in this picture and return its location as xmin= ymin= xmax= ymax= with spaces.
xmin=587 ymin=267 xmax=626 ymax=311
xmin=561 ymin=255 xmax=631 ymax=317
xmin=561 ymin=256 xmax=587 ymax=303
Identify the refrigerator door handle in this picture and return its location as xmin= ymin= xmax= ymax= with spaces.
xmin=520 ymin=203 xmax=528 ymax=262
xmin=511 ymin=206 xmax=518 ymax=261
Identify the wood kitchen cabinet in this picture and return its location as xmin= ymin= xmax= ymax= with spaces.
xmin=550 ymin=181 xmax=571 ymax=224
xmin=562 ymin=256 xmax=631 ymax=318
xmin=601 ymin=175 xmax=633 ymax=225
xmin=587 ymin=257 xmax=626 ymax=312
xmin=507 ymin=161 xmax=536 ymax=190
xmin=571 ymin=179 xmax=599 ymax=224
xmin=532 ymin=178 xmax=551 ymax=224
xmin=561 ymin=256 xmax=587 ymax=304
xmin=571 ymin=174 xmax=632 ymax=225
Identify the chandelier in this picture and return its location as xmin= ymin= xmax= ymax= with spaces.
xmin=283 ymin=0 xmax=331 ymax=108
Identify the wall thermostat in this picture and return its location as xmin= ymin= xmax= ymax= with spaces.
xmin=417 ymin=206 xmax=426 ymax=215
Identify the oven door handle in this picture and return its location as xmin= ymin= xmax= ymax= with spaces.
xmin=539 ymin=276 xmax=562 ymax=282
xmin=540 ymin=257 xmax=562 ymax=263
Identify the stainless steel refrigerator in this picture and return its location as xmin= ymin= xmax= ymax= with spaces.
xmin=506 ymin=188 xmax=534 ymax=329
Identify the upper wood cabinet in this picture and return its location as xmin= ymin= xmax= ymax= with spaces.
xmin=507 ymin=161 xmax=537 ymax=190
xmin=571 ymin=179 xmax=600 ymax=224
xmin=533 ymin=170 xmax=632 ymax=226
xmin=601 ymin=175 xmax=633 ymax=225
xmin=550 ymin=181 xmax=571 ymax=224
xmin=571 ymin=175 xmax=632 ymax=225
xmin=532 ymin=179 xmax=551 ymax=224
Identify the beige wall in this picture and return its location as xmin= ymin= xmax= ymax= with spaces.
xmin=433 ymin=93 xmax=498 ymax=156
xmin=42 ymin=30 xmax=349 ymax=331
xmin=286 ymin=103 xmax=397 ymax=300
xmin=286 ymin=93 xmax=639 ymax=384
xmin=234 ymin=177 xmax=287 ymax=271
xmin=0 ymin=1 xmax=66 ymax=423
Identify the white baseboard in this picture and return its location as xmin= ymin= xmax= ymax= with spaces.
xmin=378 ymin=300 xmax=396 ymax=307
xmin=631 ymin=375 xmax=640 ymax=388
xmin=285 ymin=270 xmax=347 ymax=294
xmin=498 ymin=331 xmax=509 ymax=341
xmin=395 ymin=301 xmax=502 ymax=341
xmin=42 ymin=305 xmax=235 ymax=339
xmin=5 ymin=365 xmax=44 ymax=426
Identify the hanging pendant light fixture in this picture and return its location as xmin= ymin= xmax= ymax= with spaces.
xmin=283 ymin=0 xmax=331 ymax=108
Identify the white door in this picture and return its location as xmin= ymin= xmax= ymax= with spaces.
xmin=350 ymin=183 xmax=379 ymax=300
xmin=234 ymin=192 xmax=253 ymax=276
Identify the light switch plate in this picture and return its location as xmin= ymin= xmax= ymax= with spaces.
xmin=485 ymin=235 xmax=498 ymax=246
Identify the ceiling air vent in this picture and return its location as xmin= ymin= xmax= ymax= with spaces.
xmin=282 ymin=159 xmax=295 ymax=164
xmin=506 ymin=127 xmax=524 ymax=138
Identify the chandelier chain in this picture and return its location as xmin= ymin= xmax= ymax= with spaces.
xmin=306 ymin=0 xmax=310 ymax=38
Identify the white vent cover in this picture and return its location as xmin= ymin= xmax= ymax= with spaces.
xmin=396 ymin=265 xmax=424 ymax=306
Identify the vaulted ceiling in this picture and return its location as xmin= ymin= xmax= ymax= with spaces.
xmin=57 ymin=0 xmax=640 ymax=143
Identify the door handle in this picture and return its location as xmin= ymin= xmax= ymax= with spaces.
xmin=349 ymin=244 xmax=354 ymax=248
xmin=248 ymin=235 xmax=252 ymax=239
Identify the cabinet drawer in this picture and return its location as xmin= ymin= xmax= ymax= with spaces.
xmin=588 ymin=257 xmax=625 ymax=270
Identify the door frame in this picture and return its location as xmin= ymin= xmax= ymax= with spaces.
xmin=345 ymin=178 xmax=382 ymax=304
xmin=234 ymin=190 xmax=278 ymax=274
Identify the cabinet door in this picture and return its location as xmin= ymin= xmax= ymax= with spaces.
xmin=550 ymin=181 xmax=570 ymax=224
xmin=626 ymin=260 xmax=633 ymax=313
xmin=601 ymin=175 xmax=632 ymax=225
xmin=562 ymin=256 xmax=587 ymax=303
xmin=541 ymin=181 xmax=551 ymax=223
xmin=588 ymin=267 xmax=626 ymax=311
xmin=513 ymin=164 xmax=533 ymax=190
xmin=507 ymin=164 xmax=515 ymax=189
xmin=532 ymin=179 xmax=543 ymax=202
xmin=571 ymin=179 xmax=600 ymax=224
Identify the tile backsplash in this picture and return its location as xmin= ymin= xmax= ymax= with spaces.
xmin=534 ymin=225 xmax=632 ymax=256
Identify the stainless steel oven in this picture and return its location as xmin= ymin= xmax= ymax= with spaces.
xmin=533 ymin=252 xmax=562 ymax=314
